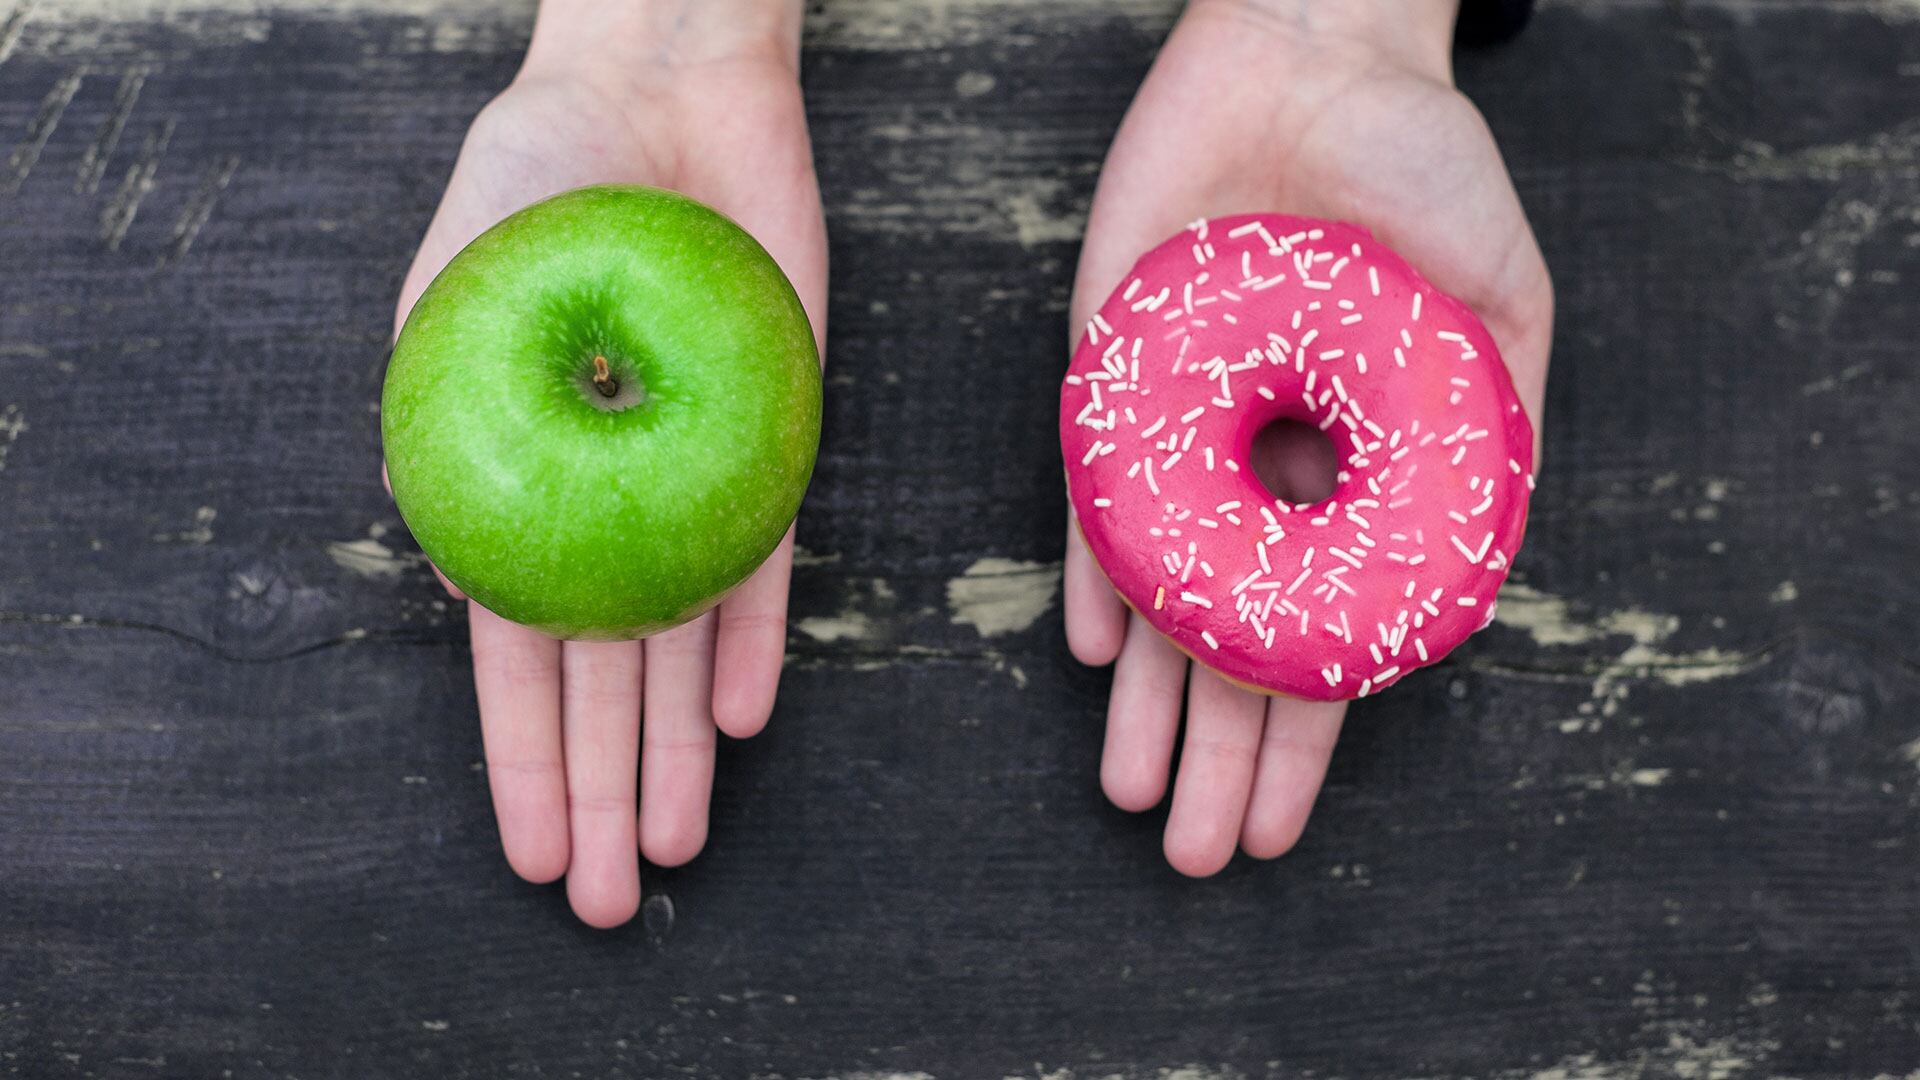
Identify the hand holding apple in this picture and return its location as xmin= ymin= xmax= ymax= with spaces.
xmin=386 ymin=0 xmax=824 ymax=928
xmin=385 ymin=185 xmax=821 ymax=639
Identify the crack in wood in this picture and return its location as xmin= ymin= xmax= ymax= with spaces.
xmin=75 ymin=63 xmax=146 ymax=194
xmin=97 ymin=114 xmax=172 ymax=249
xmin=4 ymin=64 xmax=82 ymax=194
xmin=0 ymin=0 xmax=30 ymax=71
xmin=0 ymin=610 xmax=453 ymax=663
xmin=160 ymin=152 xmax=238 ymax=265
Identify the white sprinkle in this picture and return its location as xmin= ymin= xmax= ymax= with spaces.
xmin=1092 ymin=498 xmax=1112 ymax=508
xmin=1340 ymin=314 xmax=1363 ymax=326
xmin=1122 ymin=278 xmax=1142 ymax=301
xmin=1412 ymin=293 xmax=1423 ymax=321
xmin=1180 ymin=406 xmax=1206 ymax=424
xmin=1449 ymin=531 xmax=1493 ymax=564
xmin=1368 ymin=267 xmax=1380 ymax=296
xmin=1457 ymin=597 xmax=1479 ymax=607
xmin=1415 ymin=639 xmax=1429 ymax=661
xmin=1081 ymin=442 xmax=1105 ymax=466
xmin=1141 ymin=416 xmax=1167 ymax=439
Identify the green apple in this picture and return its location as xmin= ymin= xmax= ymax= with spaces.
xmin=382 ymin=185 xmax=821 ymax=640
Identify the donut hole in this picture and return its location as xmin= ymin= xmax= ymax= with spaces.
xmin=1250 ymin=418 xmax=1339 ymax=506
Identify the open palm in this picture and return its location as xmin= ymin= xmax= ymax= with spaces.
xmin=390 ymin=51 xmax=826 ymax=927
xmin=1066 ymin=0 xmax=1552 ymax=875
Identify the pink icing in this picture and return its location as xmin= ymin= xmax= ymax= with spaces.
xmin=1060 ymin=214 xmax=1535 ymax=700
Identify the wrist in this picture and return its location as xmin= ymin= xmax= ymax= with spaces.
xmin=519 ymin=0 xmax=802 ymax=93
xmin=1188 ymin=0 xmax=1460 ymax=86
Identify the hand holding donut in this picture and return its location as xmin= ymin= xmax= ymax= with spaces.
xmin=1064 ymin=0 xmax=1553 ymax=876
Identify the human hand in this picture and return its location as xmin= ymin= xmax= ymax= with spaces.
xmin=1065 ymin=0 xmax=1553 ymax=876
xmin=388 ymin=0 xmax=825 ymax=927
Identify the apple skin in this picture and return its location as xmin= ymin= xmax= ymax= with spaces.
xmin=382 ymin=185 xmax=821 ymax=640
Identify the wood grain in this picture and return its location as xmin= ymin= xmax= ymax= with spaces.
xmin=0 ymin=1 xmax=1916 ymax=1076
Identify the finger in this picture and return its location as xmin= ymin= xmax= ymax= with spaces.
xmin=559 ymin=639 xmax=643 ymax=929
xmin=1163 ymin=667 xmax=1265 ymax=878
xmin=1100 ymin=612 xmax=1187 ymax=812
xmin=712 ymin=528 xmax=795 ymax=740
xmin=1241 ymin=695 xmax=1347 ymax=860
xmin=1065 ymin=514 xmax=1127 ymax=666
xmin=470 ymin=602 xmax=568 ymax=884
xmin=640 ymin=613 xmax=719 ymax=867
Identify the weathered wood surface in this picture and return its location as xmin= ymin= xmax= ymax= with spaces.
xmin=1 ymin=0 xmax=1917 ymax=1076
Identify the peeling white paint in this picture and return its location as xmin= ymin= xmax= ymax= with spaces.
xmin=1508 ymin=1028 xmax=1770 ymax=1080
xmin=796 ymin=612 xmax=872 ymax=643
xmin=792 ymin=544 xmax=842 ymax=568
xmin=152 ymin=505 xmax=216 ymax=545
xmin=1496 ymin=582 xmax=1760 ymax=718
xmin=0 ymin=405 xmax=24 ymax=471
xmin=840 ymin=174 xmax=1088 ymax=251
xmin=947 ymin=558 xmax=1060 ymax=637
xmin=326 ymin=536 xmax=420 ymax=577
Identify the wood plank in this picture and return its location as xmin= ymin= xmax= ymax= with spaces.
xmin=1 ymin=0 xmax=1916 ymax=1076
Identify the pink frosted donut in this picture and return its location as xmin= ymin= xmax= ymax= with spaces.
xmin=1060 ymin=215 xmax=1534 ymax=701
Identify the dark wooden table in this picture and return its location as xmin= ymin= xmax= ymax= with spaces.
xmin=2 ymin=1 xmax=1916 ymax=1076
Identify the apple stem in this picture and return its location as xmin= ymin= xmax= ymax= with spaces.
xmin=592 ymin=355 xmax=618 ymax=398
